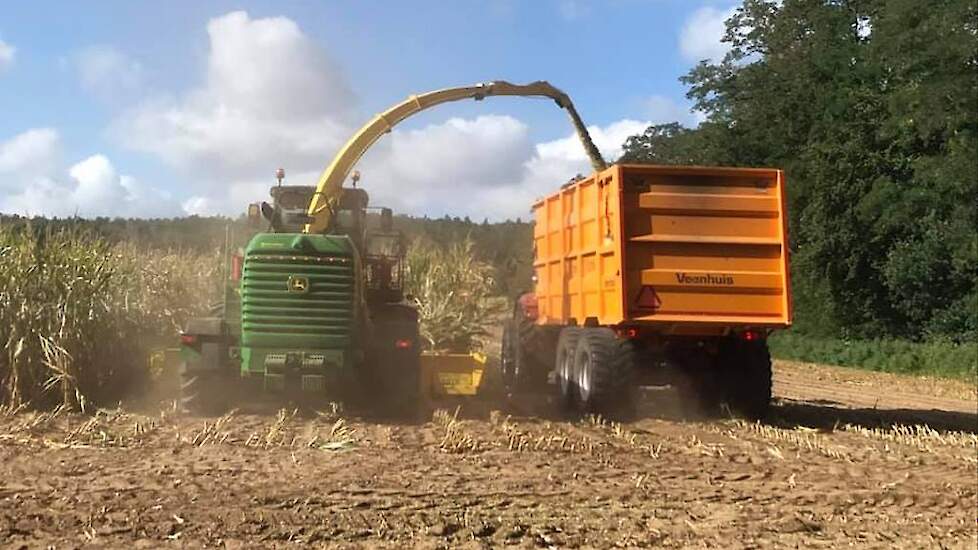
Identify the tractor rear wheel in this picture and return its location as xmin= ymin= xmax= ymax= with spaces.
xmin=502 ymin=315 xmax=548 ymax=393
xmin=500 ymin=321 xmax=518 ymax=388
xmin=513 ymin=317 xmax=547 ymax=392
xmin=179 ymin=364 xmax=228 ymax=416
xmin=572 ymin=328 xmax=636 ymax=419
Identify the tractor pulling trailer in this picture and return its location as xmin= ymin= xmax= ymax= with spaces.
xmin=502 ymin=164 xmax=792 ymax=419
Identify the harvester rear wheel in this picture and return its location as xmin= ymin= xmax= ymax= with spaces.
xmin=719 ymin=338 xmax=772 ymax=420
xmin=367 ymin=303 xmax=427 ymax=422
xmin=572 ymin=328 xmax=636 ymax=419
xmin=179 ymin=364 xmax=228 ymax=416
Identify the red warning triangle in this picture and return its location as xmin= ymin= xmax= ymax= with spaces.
xmin=635 ymin=285 xmax=661 ymax=310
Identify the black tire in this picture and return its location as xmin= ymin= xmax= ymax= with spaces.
xmin=500 ymin=321 xmax=518 ymax=388
xmin=572 ymin=328 xmax=636 ymax=419
xmin=501 ymin=307 xmax=548 ymax=393
xmin=367 ymin=304 xmax=425 ymax=420
xmin=554 ymin=327 xmax=583 ymax=411
xmin=179 ymin=363 xmax=228 ymax=416
xmin=513 ymin=313 xmax=548 ymax=392
xmin=718 ymin=338 xmax=772 ymax=420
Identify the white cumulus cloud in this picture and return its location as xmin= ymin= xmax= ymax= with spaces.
xmin=679 ymin=6 xmax=737 ymax=63
xmin=0 ymin=128 xmax=180 ymax=218
xmin=171 ymin=114 xmax=650 ymax=221
xmin=0 ymin=37 xmax=14 ymax=74
xmin=352 ymin=117 xmax=649 ymax=220
xmin=0 ymin=128 xmax=61 ymax=176
xmin=114 ymin=10 xmax=357 ymax=182
xmin=106 ymin=10 xmax=654 ymax=220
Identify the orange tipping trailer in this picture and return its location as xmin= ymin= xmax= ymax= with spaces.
xmin=501 ymin=164 xmax=792 ymax=420
xmin=532 ymin=164 xmax=792 ymax=330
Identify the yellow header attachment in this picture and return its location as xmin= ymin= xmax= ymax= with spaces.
xmin=303 ymin=80 xmax=606 ymax=233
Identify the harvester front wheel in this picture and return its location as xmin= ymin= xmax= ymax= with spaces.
xmin=179 ymin=365 xmax=228 ymax=416
xmin=573 ymin=328 xmax=636 ymax=419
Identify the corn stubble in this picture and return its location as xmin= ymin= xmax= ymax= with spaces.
xmin=0 ymin=226 xmax=219 ymax=410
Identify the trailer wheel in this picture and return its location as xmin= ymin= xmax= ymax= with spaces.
xmin=554 ymin=327 xmax=583 ymax=411
xmin=179 ymin=365 xmax=228 ymax=416
xmin=719 ymin=338 xmax=772 ymax=419
xmin=573 ymin=328 xmax=635 ymax=419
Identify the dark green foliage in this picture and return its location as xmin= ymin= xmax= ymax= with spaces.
xmin=621 ymin=0 xmax=977 ymax=346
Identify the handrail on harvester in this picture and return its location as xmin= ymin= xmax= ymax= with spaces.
xmin=303 ymin=80 xmax=606 ymax=233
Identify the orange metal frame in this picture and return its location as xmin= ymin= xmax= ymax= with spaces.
xmin=531 ymin=164 xmax=793 ymax=334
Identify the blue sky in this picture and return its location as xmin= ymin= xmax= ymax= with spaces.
xmin=0 ymin=0 xmax=739 ymax=220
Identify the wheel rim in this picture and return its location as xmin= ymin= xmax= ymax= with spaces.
xmin=577 ymin=353 xmax=592 ymax=403
xmin=558 ymin=352 xmax=572 ymax=397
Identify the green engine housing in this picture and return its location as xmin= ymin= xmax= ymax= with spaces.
xmin=238 ymin=232 xmax=360 ymax=393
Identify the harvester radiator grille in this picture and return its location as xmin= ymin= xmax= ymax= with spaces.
xmin=241 ymin=254 xmax=354 ymax=337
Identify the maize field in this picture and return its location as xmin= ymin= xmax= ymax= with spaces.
xmin=0 ymin=226 xmax=220 ymax=411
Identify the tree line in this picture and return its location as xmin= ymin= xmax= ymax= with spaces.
xmin=620 ymin=0 xmax=976 ymax=344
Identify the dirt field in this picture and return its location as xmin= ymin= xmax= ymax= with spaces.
xmin=1 ymin=360 xmax=975 ymax=549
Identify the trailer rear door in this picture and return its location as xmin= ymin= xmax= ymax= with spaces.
xmin=618 ymin=165 xmax=791 ymax=328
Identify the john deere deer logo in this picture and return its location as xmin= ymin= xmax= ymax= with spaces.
xmin=287 ymin=275 xmax=309 ymax=294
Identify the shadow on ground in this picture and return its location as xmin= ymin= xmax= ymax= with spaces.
xmin=770 ymin=398 xmax=978 ymax=434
